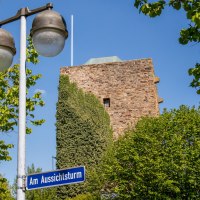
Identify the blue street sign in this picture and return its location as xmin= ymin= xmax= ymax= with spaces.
xmin=27 ymin=166 xmax=85 ymax=190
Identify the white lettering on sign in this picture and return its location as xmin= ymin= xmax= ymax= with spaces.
xmin=40 ymin=172 xmax=82 ymax=184
xmin=29 ymin=177 xmax=38 ymax=185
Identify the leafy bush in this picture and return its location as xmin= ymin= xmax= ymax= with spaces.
xmin=0 ymin=175 xmax=14 ymax=200
xmin=104 ymin=105 xmax=200 ymax=199
xmin=66 ymin=193 xmax=97 ymax=200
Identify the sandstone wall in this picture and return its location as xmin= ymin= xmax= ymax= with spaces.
xmin=60 ymin=58 xmax=161 ymax=138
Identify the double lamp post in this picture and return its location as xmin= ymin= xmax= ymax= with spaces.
xmin=0 ymin=3 xmax=68 ymax=200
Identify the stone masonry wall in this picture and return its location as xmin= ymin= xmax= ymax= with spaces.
xmin=60 ymin=58 xmax=161 ymax=138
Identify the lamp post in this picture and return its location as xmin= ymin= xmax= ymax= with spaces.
xmin=0 ymin=3 xmax=68 ymax=200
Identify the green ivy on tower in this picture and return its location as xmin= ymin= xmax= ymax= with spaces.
xmin=56 ymin=75 xmax=113 ymax=199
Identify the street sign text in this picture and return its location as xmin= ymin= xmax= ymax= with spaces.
xmin=27 ymin=166 xmax=85 ymax=190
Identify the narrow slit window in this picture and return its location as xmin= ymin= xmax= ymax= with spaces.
xmin=103 ymin=98 xmax=110 ymax=107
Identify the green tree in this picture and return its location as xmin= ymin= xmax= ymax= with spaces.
xmin=134 ymin=0 xmax=200 ymax=94
xmin=0 ymin=141 xmax=13 ymax=162
xmin=66 ymin=193 xmax=97 ymax=200
xmin=0 ymin=175 xmax=14 ymax=200
xmin=56 ymin=75 xmax=113 ymax=199
xmin=104 ymin=105 xmax=200 ymax=199
xmin=0 ymin=37 xmax=45 ymax=162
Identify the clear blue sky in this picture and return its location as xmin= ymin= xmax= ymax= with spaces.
xmin=1 ymin=0 xmax=199 ymax=185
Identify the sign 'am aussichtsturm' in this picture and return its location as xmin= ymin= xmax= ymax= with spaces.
xmin=27 ymin=166 xmax=85 ymax=190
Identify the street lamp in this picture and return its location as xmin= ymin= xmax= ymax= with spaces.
xmin=0 ymin=3 xmax=68 ymax=200
xmin=0 ymin=28 xmax=16 ymax=71
xmin=30 ymin=10 xmax=68 ymax=57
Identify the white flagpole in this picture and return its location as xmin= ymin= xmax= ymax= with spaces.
xmin=71 ymin=14 xmax=74 ymax=66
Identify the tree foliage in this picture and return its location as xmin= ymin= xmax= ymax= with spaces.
xmin=133 ymin=0 xmax=200 ymax=93
xmin=0 ymin=37 xmax=45 ymax=133
xmin=66 ymin=193 xmax=96 ymax=200
xmin=0 ymin=37 xmax=45 ymax=162
xmin=104 ymin=105 xmax=200 ymax=199
xmin=0 ymin=175 xmax=14 ymax=200
xmin=0 ymin=141 xmax=13 ymax=162
xmin=189 ymin=63 xmax=200 ymax=94
xmin=56 ymin=75 xmax=113 ymax=199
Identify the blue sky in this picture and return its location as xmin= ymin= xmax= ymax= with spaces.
xmin=1 ymin=0 xmax=199 ymax=185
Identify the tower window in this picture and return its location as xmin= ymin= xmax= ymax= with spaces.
xmin=103 ymin=98 xmax=110 ymax=107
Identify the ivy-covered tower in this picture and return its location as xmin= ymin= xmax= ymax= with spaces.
xmin=56 ymin=56 xmax=162 ymax=199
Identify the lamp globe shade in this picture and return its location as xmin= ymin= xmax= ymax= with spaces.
xmin=0 ymin=28 xmax=16 ymax=72
xmin=30 ymin=10 xmax=68 ymax=57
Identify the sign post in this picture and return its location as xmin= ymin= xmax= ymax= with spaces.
xmin=27 ymin=166 xmax=85 ymax=190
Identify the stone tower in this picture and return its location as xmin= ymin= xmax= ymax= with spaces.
xmin=60 ymin=57 xmax=163 ymax=138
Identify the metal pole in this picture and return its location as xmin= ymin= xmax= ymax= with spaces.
xmin=52 ymin=156 xmax=54 ymax=170
xmin=71 ymin=14 xmax=73 ymax=66
xmin=52 ymin=156 xmax=57 ymax=170
xmin=17 ymin=15 xmax=26 ymax=200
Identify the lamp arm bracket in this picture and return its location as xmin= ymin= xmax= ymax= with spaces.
xmin=0 ymin=3 xmax=53 ymax=26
